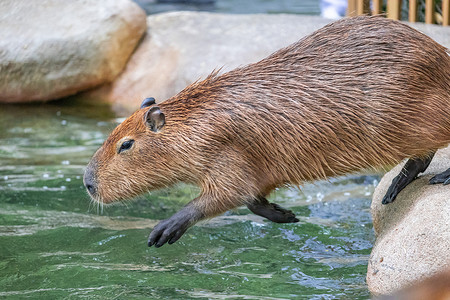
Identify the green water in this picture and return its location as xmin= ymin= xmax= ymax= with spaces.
xmin=0 ymin=99 xmax=376 ymax=299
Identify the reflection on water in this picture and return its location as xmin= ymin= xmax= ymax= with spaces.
xmin=0 ymin=99 xmax=375 ymax=299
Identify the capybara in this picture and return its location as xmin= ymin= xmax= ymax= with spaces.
xmin=84 ymin=16 xmax=450 ymax=247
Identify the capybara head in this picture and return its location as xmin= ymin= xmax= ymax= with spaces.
xmin=83 ymin=98 xmax=170 ymax=204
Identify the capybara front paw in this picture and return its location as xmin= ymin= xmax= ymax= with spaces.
xmin=429 ymin=168 xmax=450 ymax=185
xmin=148 ymin=205 xmax=202 ymax=247
xmin=147 ymin=218 xmax=189 ymax=248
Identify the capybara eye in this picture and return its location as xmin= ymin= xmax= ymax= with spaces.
xmin=118 ymin=140 xmax=134 ymax=154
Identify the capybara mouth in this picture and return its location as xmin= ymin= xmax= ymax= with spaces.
xmin=87 ymin=192 xmax=126 ymax=206
xmin=89 ymin=184 xmax=148 ymax=205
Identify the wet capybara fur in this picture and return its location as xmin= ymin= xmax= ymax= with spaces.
xmin=84 ymin=16 xmax=450 ymax=247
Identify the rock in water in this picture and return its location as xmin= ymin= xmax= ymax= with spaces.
xmin=0 ymin=0 xmax=147 ymax=103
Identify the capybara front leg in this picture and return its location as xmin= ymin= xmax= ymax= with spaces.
xmin=247 ymin=196 xmax=299 ymax=223
xmin=429 ymin=167 xmax=450 ymax=185
xmin=382 ymin=153 xmax=435 ymax=204
xmin=148 ymin=202 xmax=203 ymax=248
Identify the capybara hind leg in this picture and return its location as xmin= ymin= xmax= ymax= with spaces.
xmin=247 ymin=196 xmax=299 ymax=223
xmin=429 ymin=168 xmax=450 ymax=185
xmin=148 ymin=202 xmax=203 ymax=248
xmin=382 ymin=153 xmax=435 ymax=204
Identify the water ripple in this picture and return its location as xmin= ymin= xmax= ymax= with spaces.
xmin=0 ymin=209 xmax=158 ymax=236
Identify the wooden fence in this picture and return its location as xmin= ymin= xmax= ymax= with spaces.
xmin=347 ymin=0 xmax=450 ymax=25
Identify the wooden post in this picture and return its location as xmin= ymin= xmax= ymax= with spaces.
xmin=387 ymin=0 xmax=402 ymax=20
xmin=372 ymin=0 xmax=382 ymax=15
xmin=425 ymin=0 xmax=435 ymax=24
xmin=357 ymin=0 xmax=371 ymax=14
xmin=364 ymin=0 xmax=371 ymax=14
xmin=348 ymin=0 xmax=357 ymax=16
xmin=443 ymin=0 xmax=450 ymax=26
xmin=409 ymin=0 xmax=418 ymax=22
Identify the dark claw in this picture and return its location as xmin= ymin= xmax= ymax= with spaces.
xmin=247 ymin=197 xmax=299 ymax=223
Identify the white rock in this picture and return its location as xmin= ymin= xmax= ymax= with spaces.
xmin=0 ymin=0 xmax=147 ymax=103
xmin=367 ymin=146 xmax=450 ymax=296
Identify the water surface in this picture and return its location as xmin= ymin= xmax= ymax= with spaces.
xmin=0 ymin=99 xmax=376 ymax=299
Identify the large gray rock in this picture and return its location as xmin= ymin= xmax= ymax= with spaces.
xmin=0 ymin=0 xmax=146 ymax=103
xmin=84 ymin=11 xmax=450 ymax=114
xmin=85 ymin=12 xmax=332 ymax=114
xmin=367 ymin=146 xmax=450 ymax=296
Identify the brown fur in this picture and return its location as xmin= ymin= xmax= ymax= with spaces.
xmin=87 ymin=16 xmax=450 ymax=219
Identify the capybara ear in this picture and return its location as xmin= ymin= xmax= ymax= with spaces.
xmin=145 ymin=106 xmax=165 ymax=132
xmin=140 ymin=97 xmax=156 ymax=109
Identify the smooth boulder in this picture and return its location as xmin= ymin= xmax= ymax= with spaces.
xmin=367 ymin=146 xmax=450 ymax=296
xmin=0 ymin=0 xmax=146 ymax=103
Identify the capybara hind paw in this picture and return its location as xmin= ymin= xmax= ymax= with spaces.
xmin=247 ymin=197 xmax=299 ymax=223
xmin=269 ymin=203 xmax=300 ymax=223
xmin=148 ymin=205 xmax=202 ymax=247
xmin=429 ymin=168 xmax=450 ymax=185
xmin=382 ymin=156 xmax=435 ymax=205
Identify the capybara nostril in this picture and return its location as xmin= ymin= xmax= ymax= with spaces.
xmin=85 ymin=182 xmax=96 ymax=196
xmin=83 ymin=168 xmax=97 ymax=196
